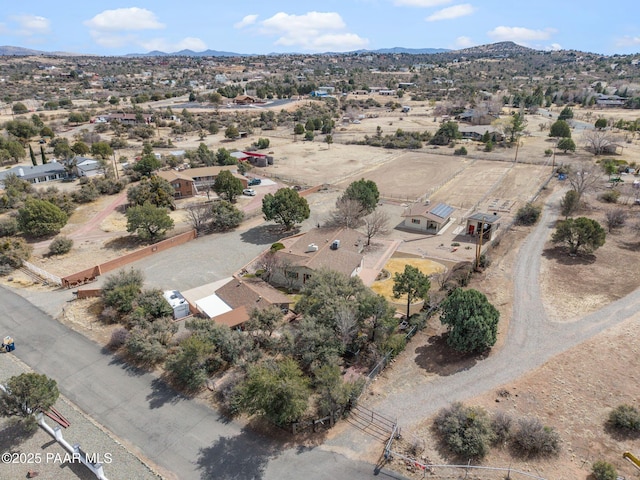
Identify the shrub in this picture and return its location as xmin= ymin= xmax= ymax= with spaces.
xmin=384 ymin=334 xmax=407 ymax=359
xmin=605 ymin=208 xmax=628 ymax=232
xmin=108 ymin=328 xmax=129 ymax=349
xmin=454 ymin=146 xmax=467 ymax=156
xmin=48 ymin=236 xmax=73 ymax=255
xmin=434 ymin=402 xmax=494 ymax=459
xmin=0 ymin=237 xmax=32 ymax=270
xmin=599 ymin=190 xmax=620 ymax=204
xmin=608 ymin=404 xmax=640 ymax=432
xmin=484 ymin=140 xmax=493 ymax=152
xmin=491 ymin=411 xmax=513 ymax=445
xmin=515 ymin=203 xmax=542 ymax=226
xmin=544 ymin=148 xmax=553 ymax=157
xmin=0 ymin=218 xmax=19 ymax=237
xmin=270 ymin=242 xmax=285 ymax=252
xmin=592 ymin=460 xmax=617 ymax=480
xmin=511 ymin=418 xmax=560 ymax=457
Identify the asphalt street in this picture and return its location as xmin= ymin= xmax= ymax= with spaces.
xmin=0 ymin=285 xmax=407 ymax=480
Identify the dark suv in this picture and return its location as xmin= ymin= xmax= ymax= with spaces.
xmin=248 ymin=178 xmax=261 ymax=186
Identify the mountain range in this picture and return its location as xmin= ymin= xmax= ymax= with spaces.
xmin=0 ymin=42 xmax=569 ymax=58
xmin=0 ymin=44 xmax=452 ymax=58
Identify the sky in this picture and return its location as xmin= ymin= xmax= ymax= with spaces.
xmin=0 ymin=1 xmax=639 ymax=56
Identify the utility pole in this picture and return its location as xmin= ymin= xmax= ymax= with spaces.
xmin=475 ymin=217 xmax=486 ymax=269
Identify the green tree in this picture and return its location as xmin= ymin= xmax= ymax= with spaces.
xmin=165 ymin=335 xmax=215 ymax=391
xmin=127 ymin=176 xmax=175 ymax=209
xmin=440 ymin=288 xmax=500 ymax=353
xmin=557 ymin=137 xmax=576 ymax=153
xmin=245 ymin=306 xmax=283 ymax=339
xmin=344 ymin=179 xmax=380 ymax=214
xmin=392 ymin=264 xmax=431 ymax=320
xmin=262 ymin=187 xmax=310 ymax=230
xmin=71 ymin=141 xmax=90 ymax=156
xmin=234 ymin=357 xmax=311 ymax=425
xmin=31 ymin=114 xmax=43 ymax=128
xmin=551 ymin=217 xmax=606 ymax=255
xmin=558 ymin=106 xmax=574 ymax=121
xmin=68 ymin=112 xmax=86 ymax=125
xmin=12 ymin=102 xmax=28 ymax=115
xmin=313 ymin=364 xmax=360 ymax=416
xmin=304 ymin=130 xmax=314 ymax=141
xmin=293 ymin=123 xmax=305 ymax=140
xmin=90 ymin=141 xmax=113 ymax=159
xmin=560 ymin=189 xmax=579 ymax=218
xmin=506 ymin=112 xmax=527 ymax=143
xmin=210 ymin=200 xmax=244 ymax=231
xmin=126 ymin=202 xmax=174 ymax=241
xmin=594 ymin=118 xmax=608 ymax=130
xmin=133 ymin=154 xmax=162 ymax=177
xmin=430 ymin=121 xmax=461 ymax=145
xmin=213 ymin=170 xmax=243 ymax=203
xmin=0 ymin=373 xmax=59 ymax=429
xmin=29 ymin=144 xmax=37 ymax=166
xmin=102 ymin=269 xmax=144 ymax=316
xmin=17 ymin=198 xmax=68 ymax=237
xmin=5 ymin=120 xmax=39 ymax=143
xmin=224 ymin=125 xmax=239 ymax=140
xmin=549 ymin=119 xmax=571 ymax=138
xmin=324 ymin=134 xmax=333 ymax=149
xmin=0 ymin=138 xmax=26 ymax=162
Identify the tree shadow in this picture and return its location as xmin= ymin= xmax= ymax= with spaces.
xmin=146 ymin=376 xmax=187 ymax=409
xmin=196 ymin=425 xmax=283 ymax=480
xmin=617 ymin=239 xmax=640 ymax=252
xmin=414 ymin=333 xmax=486 ymax=376
xmin=239 ymin=224 xmax=295 ymax=245
xmin=541 ymin=246 xmax=597 ymax=265
xmin=100 ymin=347 xmax=147 ymax=377
xmin=0 ymin=419 xmax=38 ymax=453
xmin=103 ymin=235 xmax=148 ymax=251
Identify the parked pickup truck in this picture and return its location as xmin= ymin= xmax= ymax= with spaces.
xmin=248 ymin=178 xmax=261 ymax=186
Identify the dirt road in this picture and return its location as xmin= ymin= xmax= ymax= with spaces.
xmin=325 ymin=186 xmax=640 ymax=459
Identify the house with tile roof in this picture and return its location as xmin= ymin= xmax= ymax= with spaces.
xmin=269 ymin=227 xmax=365 ymax=291
xmin=181 ymin=276 xmax=292 ymax=329
xmin=401 ymin=202 xmax=454 ymax=234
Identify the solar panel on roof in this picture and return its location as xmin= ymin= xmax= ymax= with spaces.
xmin=430 ymin=203 xmax=454 ymax=219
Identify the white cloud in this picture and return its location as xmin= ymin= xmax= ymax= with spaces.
xmin=426 ymin=4 xmax=475 ymax=21
xmin=258 ymin=11 xmax=368 ymax=52
xmin=393 ymin=0 xmax=452 ymax=6
xmin=616 ymin=36 xmax=640 ymax=47
xmin=84 ymin=8 xmax=164 ymax=32
xmin=488 ymin=26 xmax=556 ymax=43
xmin=139 ymin=37 xmax=207 ymax=52
xmin=235 ymin=14 xmax=258 ymax=29
xmin=548 ymin=43 xmax=562 ymax=51
xmin=11 ymin=14 xmax=51 ymax=35
xmin=454 ymin=36 xmax=474 ymax=48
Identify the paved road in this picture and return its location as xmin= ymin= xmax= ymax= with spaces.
xmin=0 ymin=285 xmax=408 ymax=480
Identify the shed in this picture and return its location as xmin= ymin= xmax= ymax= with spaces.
xmin=466 ymin=212 xmax=501 ymax=240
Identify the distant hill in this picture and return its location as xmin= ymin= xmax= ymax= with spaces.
xmin=354 ymin=47 xmax=450 ymax=55
xmin=126 ymin=49 xmax=250 ymax=57
xmin=453 ymin=41 xmax=537 ymax=56
xmin=0 ymin=45 xmax=80 ymax=56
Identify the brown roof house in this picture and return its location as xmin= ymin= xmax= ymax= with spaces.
xmin=181 ymin=276 xmax=292 ymax=329
xmin=269 ymin=227 xmax=365 ymax=291
xmin=157 ymin=165 xmax=248 ymax=199
xmin=401 ymin=202 xmax=454 ymax=234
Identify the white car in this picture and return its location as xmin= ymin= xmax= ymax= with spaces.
xmin=243 ymin=188 xmax=256 ymax=196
